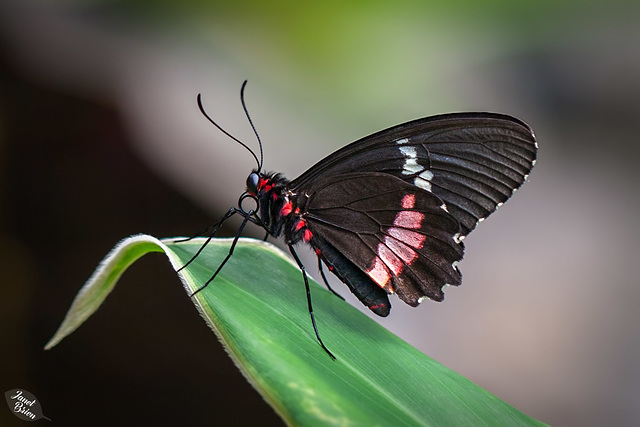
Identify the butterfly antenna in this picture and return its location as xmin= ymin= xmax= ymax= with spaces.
xmin=240 ymin=80 xmax=264 ymax=172
xmin=197 ymin=93 xmax=261 ymax=170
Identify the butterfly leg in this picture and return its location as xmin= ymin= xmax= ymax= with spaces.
xmin=173 ymin=223 xmax=220 ymax=244
xmin=187 ymin=208 xmax=255 ymax=297
xmin=176 ymin=207 xmax=242 ymax=273
xmin=317 ymin=257 xmax=344 ymax=301
xmin=288 ymin=245 xmax=336 ymax=360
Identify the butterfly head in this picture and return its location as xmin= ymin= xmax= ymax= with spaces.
xmin=241 ymin=170 xmax=292 ymax=238
xmin=245 ymin=170 xmax=289 ymax=197
xmin=246 ymin=171 xmax=260 ymax=196
xmin=245 ymin=170 xmax=274 ymax=197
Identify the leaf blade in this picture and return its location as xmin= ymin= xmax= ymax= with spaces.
xmin=47 ymin=235 xmax=547 ymax=426
xmin=44 ymin=235 xmax=166 ymax=350
xmin=164 ymin=237 xmax=545 ymax=426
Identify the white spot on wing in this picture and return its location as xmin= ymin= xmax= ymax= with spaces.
xmin=413 ymin=169 xmax=434 ymax=191
xmin=399 ymin=146 xmax=417 ymax=158
xmin=395 ymin=138 xmax=409 ymax=145
xmin=399 ymin=146 xmax=423 ymax=175
xmin=419 ymin=170 xmax=434 ymax=181
xmin=440 ymin=203 xmax=449 ymax=212
xmin=403 ymin=161 xmax=423 ymax=175
xmin=414 ymin=176 xmax=431 ymax=191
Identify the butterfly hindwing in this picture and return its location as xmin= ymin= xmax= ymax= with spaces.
xmin=297 ymin=172 xmax=464 ymax=308
xmin=291 ymin=113 xmax=537 ymax=236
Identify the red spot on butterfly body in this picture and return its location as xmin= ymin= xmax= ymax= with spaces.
xmin=280 ymin=201 xmax=293 ymax=216
xmin=257 ymin=178 xmax=273 ymax=193
xmin=303 ymin=229 xmax=313 ymax=242
xmin=295 ymin=219 xmax=306 ymax=231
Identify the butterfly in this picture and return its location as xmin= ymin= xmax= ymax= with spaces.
xmin=179 ymin=81 xmax=538 ymax=359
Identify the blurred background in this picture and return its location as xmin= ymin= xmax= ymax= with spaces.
xmin=1 ymin=0 xmax=639 ymax=425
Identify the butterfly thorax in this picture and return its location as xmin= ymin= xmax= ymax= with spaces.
xmin=246 ymin=170 xmax=313 ymax=245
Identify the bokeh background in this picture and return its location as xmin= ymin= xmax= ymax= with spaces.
xmin=2 ymin=0 xmax=639 ymax=425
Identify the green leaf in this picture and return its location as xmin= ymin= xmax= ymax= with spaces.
xmin=46 ymin=234 xmax=546 ymax=426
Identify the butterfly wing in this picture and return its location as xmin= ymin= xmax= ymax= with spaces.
xmin=291 ymin=113 xmax=537 ymax=236
xmin=297 ymin=172 xmax=464 ymax=307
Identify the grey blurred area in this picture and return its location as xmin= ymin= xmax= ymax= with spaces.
xmin=1 ymin=1 xmax=639 ymax=426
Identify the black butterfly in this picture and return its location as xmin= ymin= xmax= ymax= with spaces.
xmin=180 ymin=82 xmax=537 ymax=359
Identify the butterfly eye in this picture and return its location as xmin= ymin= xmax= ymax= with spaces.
xmin=246 ymin=172 xmax=260 ymax=194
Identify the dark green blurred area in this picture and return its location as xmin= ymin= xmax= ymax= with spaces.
xmin=1 ymin=0 xmax=639 ymax=426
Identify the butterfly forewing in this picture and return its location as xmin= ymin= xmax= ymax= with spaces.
xmin=291 ymin=113 xmax=537 ymax=236
xmin=298 ymin=172 xmax=464 ymax=307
